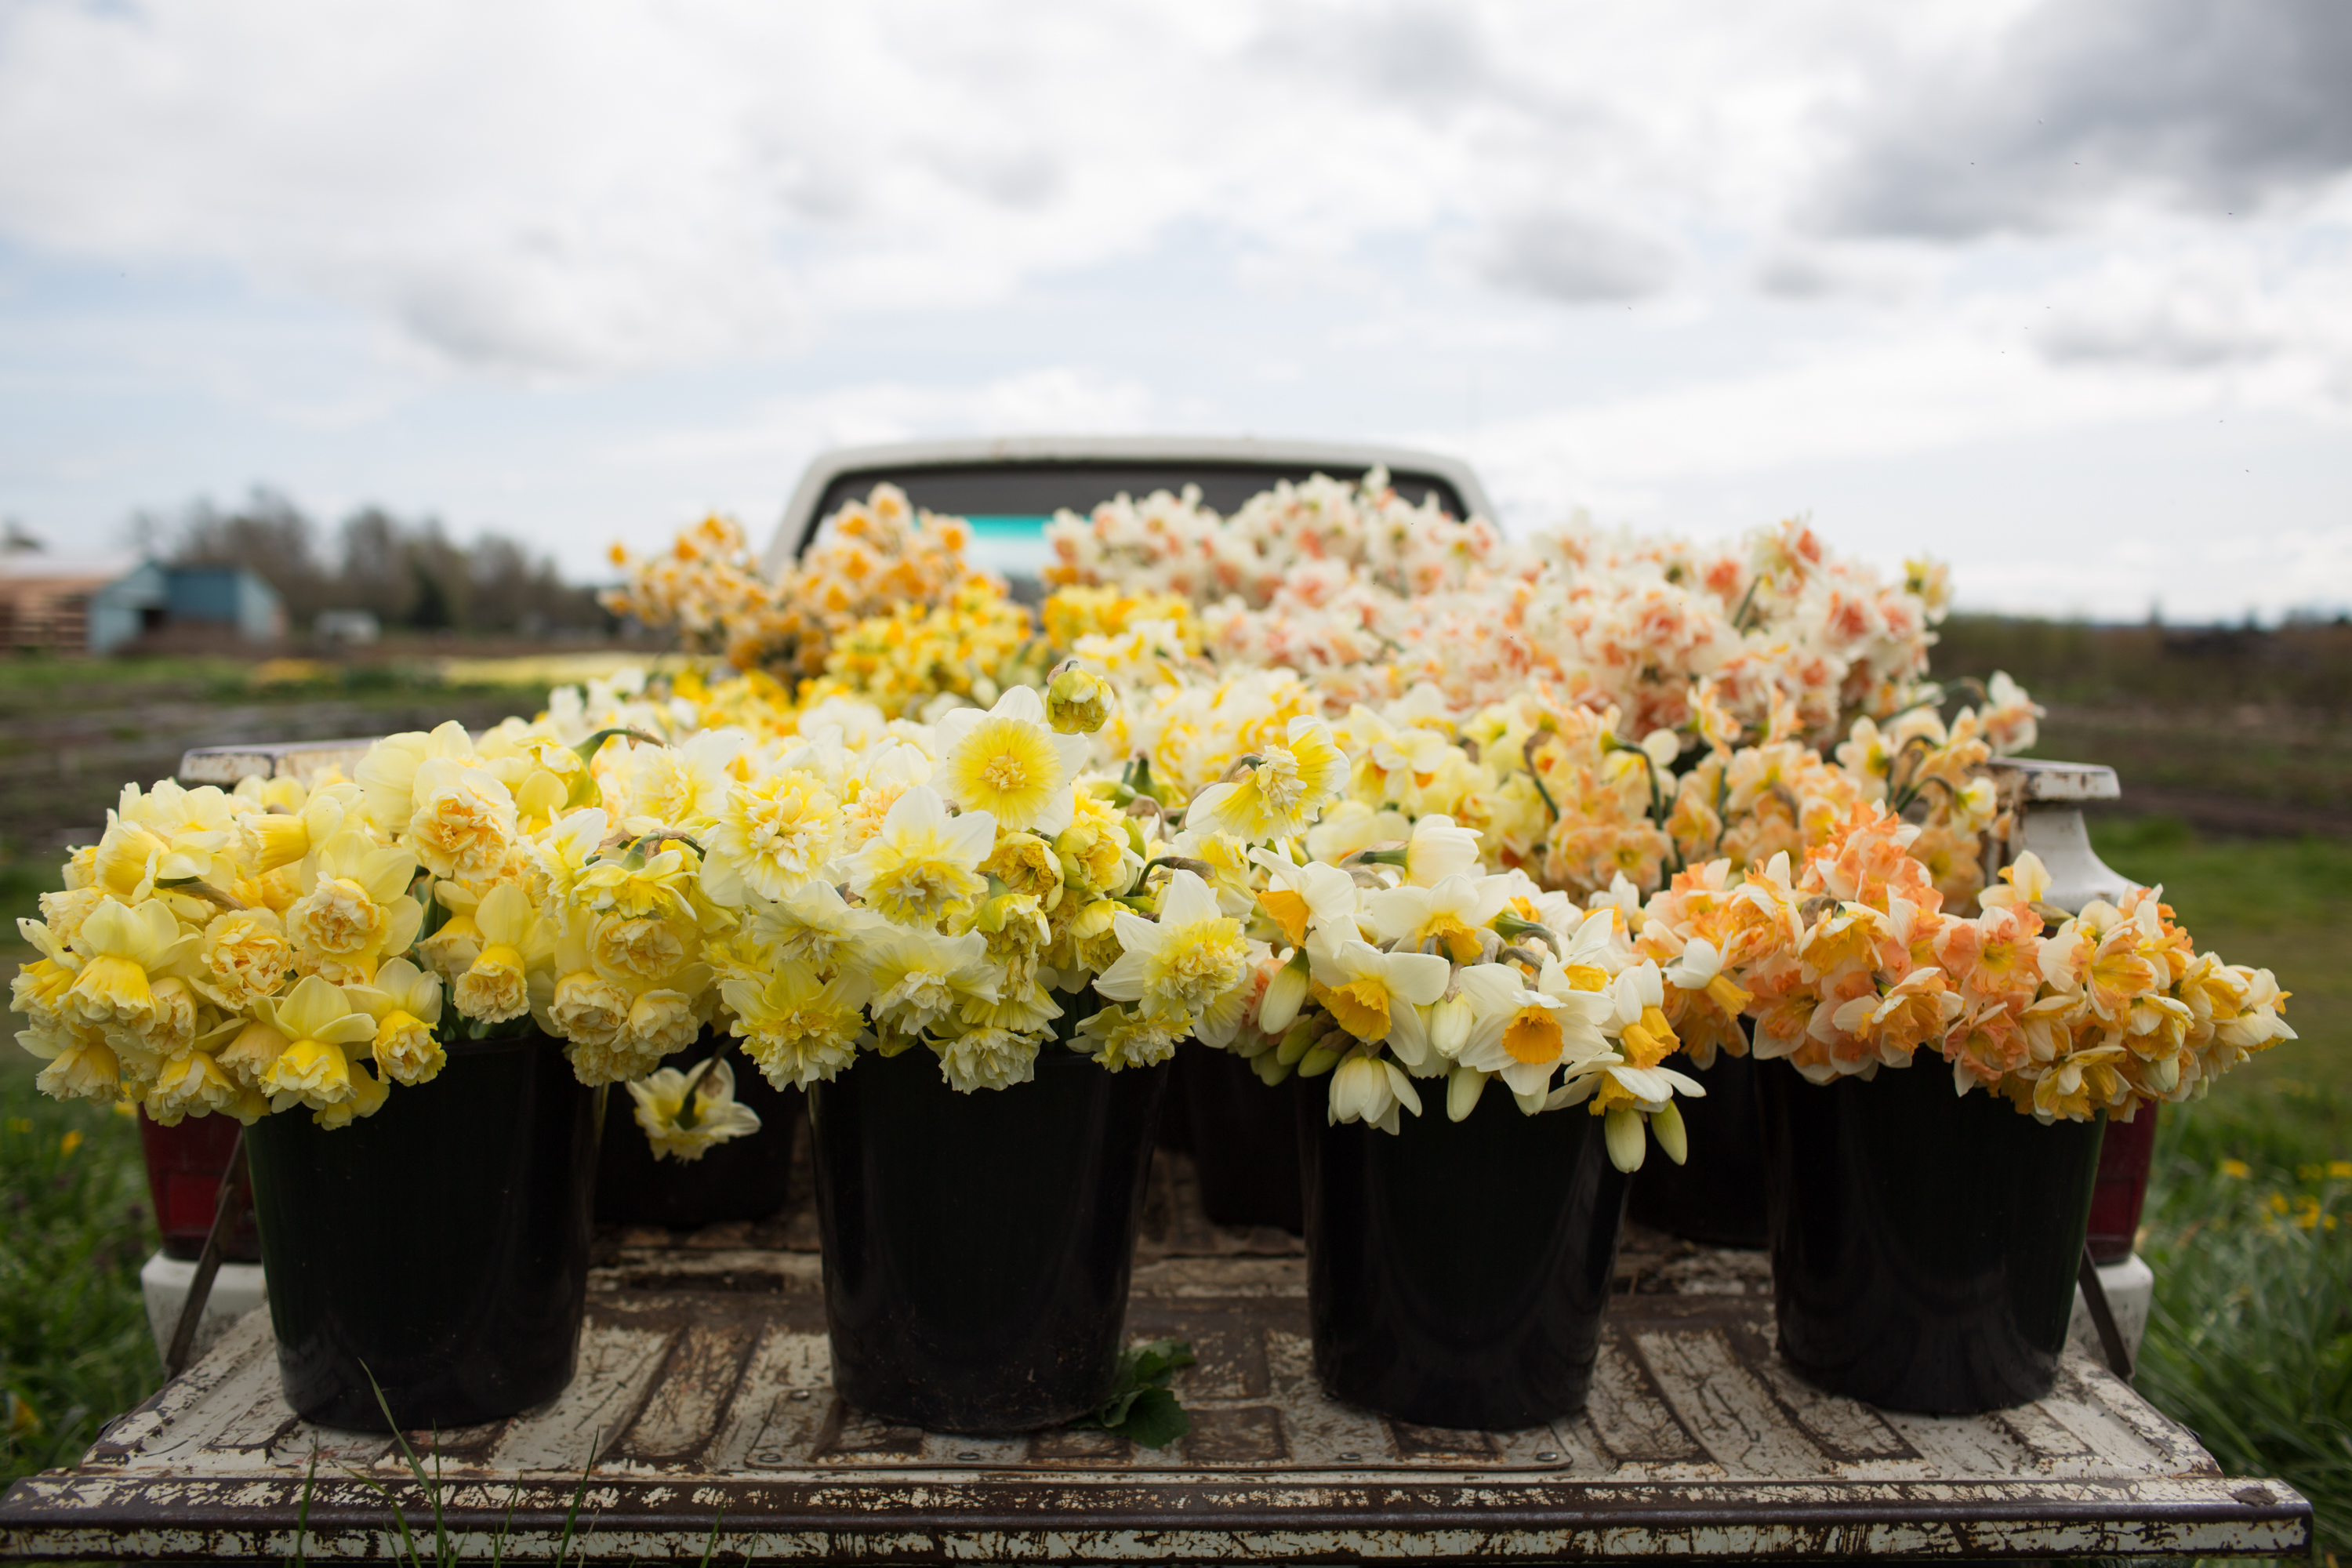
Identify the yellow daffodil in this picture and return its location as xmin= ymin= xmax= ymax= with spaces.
xmin=455 ymin=883 xmax=547 ymax=1024
xmin=64 ymin=898 xmax=194 ymax=1033
xmin=704 ymin=768 xmax=840 ymax=905
xmin=1184 ymin=717 xmax=1349 ymax=843
xmin=256 ymin=975 xmax=379 ymax=1113
xmin=344 ymin=957 xmax=447 ymax=1086
xmin=723 ymin=962 xmax=873 ymax=1089
xmin=1094 ymin=870 xmax=1253 ymax=1031
xmin=286 ymin=829 xmax=422 ymax=985
xmin=841 ymin=786 xmax=995 ymax=929
xmin=407 ymin=757 xmax=521 ymax=882
xmin=934 ymin=687 xmax=1089 ymax=835
xmin=862 ymin=926 xmax=1000 ymax=1036
xmin=628 ymin=1054 xmax=762 ymax=1162
xmin=1044 ymin=661 xmax=1118 ymax=735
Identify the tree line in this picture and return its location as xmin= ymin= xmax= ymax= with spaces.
xmin=140 ymin=489 xmax=612 ymax=637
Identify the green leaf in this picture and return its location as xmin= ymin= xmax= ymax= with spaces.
xmin=1111 ymin=1387 xmax=1190 ymax=1450
xmin=1068 ymin=1339 xmax=1196 ymax=1446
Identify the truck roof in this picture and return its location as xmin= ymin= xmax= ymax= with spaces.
xmin=762 ymin=434 xmax=1496 ymax=579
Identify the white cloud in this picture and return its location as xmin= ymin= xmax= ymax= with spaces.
xmin=616 ymin=368 xmax=1160 ymax=466
xmin=2 ymin=1 xmax=2352 ymax=618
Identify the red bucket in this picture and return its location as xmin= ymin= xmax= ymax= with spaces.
xmin=138 ymin=1112 xmax=263 ymax=1262
xmin=2085 ymin=1103 xmax=2159 ymax=1265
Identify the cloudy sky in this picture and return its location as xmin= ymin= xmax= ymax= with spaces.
xmin=2 ymin=0 xmax=2348 ymax=619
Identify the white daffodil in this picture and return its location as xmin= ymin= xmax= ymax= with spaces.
xmin=1366 ymin=873 xmax=1507 ymax=964
xmin=1454 ymin=957 xmax=1615 ymax=1096
xmin=933 ymin=687 xmax=1091 ymax=836
xmin=1304 ymin=932 xmax=1450 ymax=1046
xmin=628 ymin=1054 xmax=763 ymax=1163
xmin=1978 ymin=849 xmax=2053 ymax=913
xmin=1661 ymin=934 xmax=1755 ymax=1021
xmin=1247 ymin=848 xmax=1361 ymax=949
xmin=1355 ymin=814 xmax=1483 ymax=887
xmin=1328 ymin=1051 xmax=1424 ymax=1135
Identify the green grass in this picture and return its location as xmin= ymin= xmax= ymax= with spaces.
xmin=2089 ymin=818 xmax=2352 ymax=1557
xmin=0 ymin=1061 xmax=159 ymax=1490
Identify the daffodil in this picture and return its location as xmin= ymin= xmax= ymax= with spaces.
xmin=143 ymin=1049 xmax=240 ymax=1126
xmin=1454 ymin=956 xmax=1614 ymax=1096
xmin=840 ymin=786 xmax=995 ymax=929
xmin=1094 ymin=870 xmax=1252 ymax=1030
xmin=1328 ymin=1051 xmax=1423 ymax=1134
xmin=862 ymin=926 xmax=1000 ymax=1035
xmin=345 ymin=957 xmax=447 ymax=1086
xmin=193 ymin=908 xmax=292 ymax=1011
xmin=724 ymin=962 xmax=873 ymax=1089
xmin=934 ymin=687 xmax=1090 ymax=835
xmin=286 ymin=829 xmax=422 ymax=985
xmin=1247 ymin=848 xmax=1359 ymax=949
xmin=454 ymin=883 xmax=547 ymax=1024
xmin=933 ymin=1023 xmax=1044 ymax=1092
xmin=1183 ymin=717 xmax=1348 ymax=842
xmin=34 ymin=1029 xmax=124 ymax=1103
xmin=64 ymin=898 xmax=193 ymax=1034
xmin=1045 ymin=661 xmax=1118 ymax=735
xmin=703 ymin=768 xmax=840 ymax=905
xmin=628 ymin=1054 xmax=762 ymax=1162
xmin=1367 ymin=873 xmax=1507 ymax=964
xmin=1352 ymin=814 xmax=1483 ymax=887
xmin=750 ymin=880 xmax=889 ymax=972
xmin=256 ymin=975 xmax=379 ymax=1114
xmin=1303 ymin=932 xmax=1451 ymax=1045
xmin=1075 ymin=1002 xmax=1181 ymax=1071
xmin=354 ymin=722 xmax=477 ymax=835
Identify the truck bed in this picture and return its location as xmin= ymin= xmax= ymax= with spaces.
xmin=0 ymin=1147 xmax=2311 ymax=1563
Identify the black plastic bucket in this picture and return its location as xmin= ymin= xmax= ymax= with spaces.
xmin=245 ymin=1030 xmax=598 ymax=1431
xmin=809 ymin=1044 xmax=1169 ymax=1434
xmin=594 ymin=1037 xmax=800 ymax=1228
xmin=1178 ymin=1044 xmax=1303 ymax=1234
xmin=1757 ymin=1057 xmax=2105 ymax=1414
xmin=1628 ymin=1048 xmax=1769 ymax=1247
xmin=1301 ymin=1085 xmax=1629 ymax=1429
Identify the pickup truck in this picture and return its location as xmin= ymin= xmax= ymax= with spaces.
xmin=0 ymin=437 xmax=2309 ymax=1564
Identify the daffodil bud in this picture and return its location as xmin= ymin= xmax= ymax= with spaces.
xmin=1430 ymin=990 xmax=1472 ymax=1058
xmin=1258 ymin=953 xmax=1309 ymax=1033
xmin=1446 ymin=1062 xmax=1487 ymax=1122
xmin=1650 ymin=1098 xmax=1688 ymax=1166
xmin=1298 ymin=1044 xmax=1343 ymax=1078
xmin=1251 ymin=1051 xmax=1295 ymax=1087
xmin=1605 ymin=1105 xmax=1647 ymax=1173
xmin=1046 ymin=662 xmax=1117 ymax=735
xmin=1274 ymin=1018 xmax=1319 ymax=1067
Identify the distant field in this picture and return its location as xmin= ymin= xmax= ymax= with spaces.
xmin=1939 ymin=613 xmax=2352 ymax=837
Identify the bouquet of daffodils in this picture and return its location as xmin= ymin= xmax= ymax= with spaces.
xmin=13 ymin=475 xmax=2299 ymax=1168
xmin=1045 ymin=470 xmax=1951 ymax=746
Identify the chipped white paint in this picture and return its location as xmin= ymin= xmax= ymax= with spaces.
xmin=486 ymin=1323 xmax=673 ymax=1474
xmin=6 ymin=1251 xmax=2310 ymax=1561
